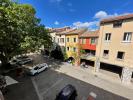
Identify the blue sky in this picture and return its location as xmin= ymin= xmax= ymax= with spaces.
xmin=19 ymin=0 xmax=133 ymax=30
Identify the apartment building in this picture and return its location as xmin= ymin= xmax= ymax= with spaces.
xmin=48 ymin=27 xmax=70 ymax=50
xmin=95 ymin=14 xmax=133 ymax=83
xmin=79 ymin=30 xmax=99 ymax=66
xmin=56 ymin=29 xmax=75 ymax=48
xmin=65 ymin=28 xmax=87 ymax=65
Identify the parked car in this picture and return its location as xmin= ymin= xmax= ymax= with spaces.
xmin=16 ymin=55 xmax=28 ymax=60
xmin=25 ymin=63 xmax=48 ymax=75
xmin=55 ymin=84 xmax=77 ymax=100
xmin=10 ymin=57 xmax=33 ymax=66
xmin=18 ymin=58 xmax=33 ymax=65
xmin=9 ymin=59 xmax=22 ymax=66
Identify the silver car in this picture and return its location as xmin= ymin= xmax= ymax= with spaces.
xmin=26 ymin=63 xmax=48 ymax=75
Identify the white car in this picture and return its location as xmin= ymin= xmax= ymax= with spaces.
xmin=26 ymin=63 xmax=48 ymax=75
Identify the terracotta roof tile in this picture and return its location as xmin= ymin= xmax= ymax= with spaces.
xmin=80 ymin=30 xmax=99 ymax=38
xmin=66 ymin=28 xmax=87 ymax=35
xmin=56 ymin=29 xmax=75 ymax=35
xmin=101 ymin=14 xmax=133 ymax=24
xmin=49 ymin=27 xmax=70 ymax=32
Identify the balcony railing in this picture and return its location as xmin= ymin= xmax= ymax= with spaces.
xmin=81 ymin=53 xmax=96 ymax=61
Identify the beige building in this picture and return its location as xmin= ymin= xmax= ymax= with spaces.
xmin=56 ymin=29 xmax=75 ymax=48
xmin=48 ymin=27 xmax=70 ymax=50
xmin=95 ymin=14 xmax=133 ymax=83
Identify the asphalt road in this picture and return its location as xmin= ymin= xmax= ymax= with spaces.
xmin=4 ymin=54 xmax=128 ymax=100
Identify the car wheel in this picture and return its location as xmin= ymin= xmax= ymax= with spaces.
xmin=45 ymin=67 xmax=48 ymax=71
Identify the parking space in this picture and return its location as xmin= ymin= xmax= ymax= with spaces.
xmin=32 ymin=69 xmax=127 ymax=100
xmin=4 ymin=54 xmax=129 ymax=100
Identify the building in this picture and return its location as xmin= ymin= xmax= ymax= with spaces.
xmin=95 ymin=14 xmax=133 ymax=83
xmin=79 ymin=30 xmax=99 ymax=66
xmin=48 ymin=27 xmax=70 ymax=50
xmin=56 ymin=29 xmax=75 ymax=48
xmin=65 ymin=28 xmax=87 ymax=65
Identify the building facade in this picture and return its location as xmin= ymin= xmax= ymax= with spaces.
xmin=79 ymin=30 xmax=99 ymax=64
xmin=95 ymin=14 xmax=133 ymax=83
xmin=65 ymin=29 xmax=87 ymax=65
xmin=49 ymin=27 xmax=70 ymax=50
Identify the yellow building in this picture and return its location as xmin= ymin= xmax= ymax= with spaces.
xmin=65 ymin=29 xmax=87 ymax=65
xmin=95 ymin=14 xmax=133 ymax=83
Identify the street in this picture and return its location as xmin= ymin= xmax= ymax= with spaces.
xmin=4 ymin=54 xmax=128 ymax=100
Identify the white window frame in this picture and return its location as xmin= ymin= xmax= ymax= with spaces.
xmin=123 ymin=32 xmax=132 ymax=42
xmin=105 ymin=33 xmax=111 ymax=41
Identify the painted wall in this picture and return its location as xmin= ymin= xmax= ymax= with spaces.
xmin=80 ymin=38 xmax=97 ymax=50
xmin=96 ymin=18 xmax=133 ymax=68
xmin=66 ymin=34 xmax=79 ymax=58
xmin=56 ymin=34 xmax=66 ymax=47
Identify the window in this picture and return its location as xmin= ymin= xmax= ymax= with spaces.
xmin=58 ymin=38 xmax=59 ymax=43
xmin=34 ymin=67 xmax=39 ymax=70
xmin=60 ymin=38 xmax=64 ymax=43
xmin=53 ymin=37 xmax=55 ymax=41
xmin=91 ymin=38 xmax=96 ymax=44
xmin=67 ymin=38 xmax=69 ymax=42
xmin=113 ymin=21 xmax=122 ymax=28
xmin=105 ymin=33 xmax=111 ymax=41
xmin=73 ymin=38 xmax=76 ymax=42
xmin=103 ymin=50 xmax=109 ymax=58
xmin=123 ymin=32 xmax=132 ymax=42
xmin=67 ymin=47 xmax=69 ymax=51
xmin=82 ymin=39 xmax=86 ymax=44
xmin=117 ymin=51 xmax=125 ymax=60
xmin=73 ymin=47 xmax=76 ymax=52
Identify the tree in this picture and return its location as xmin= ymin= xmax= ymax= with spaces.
xmin=0 ymin=0 xmax=52 ymax=68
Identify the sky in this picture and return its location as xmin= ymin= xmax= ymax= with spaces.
xmin=18 ymin=0 xmax=133 ymax=30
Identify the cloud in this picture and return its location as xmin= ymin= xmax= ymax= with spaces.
xmin=94 ymin=11 xmax=118 ymax=19
xmin=73 ymin=21 xmax=99 ymax=30
xmin=50 ymin=0 xmax=62 ymax=3
xmin=54 ymin=21 xmax=60 ymax=25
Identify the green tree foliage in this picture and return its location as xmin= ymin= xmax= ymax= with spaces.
xmin=0 ymin=0 xmax=52 ymax=67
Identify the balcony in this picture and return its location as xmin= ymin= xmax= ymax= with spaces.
xmin=81 ymin=53 xmax=96 ymax=61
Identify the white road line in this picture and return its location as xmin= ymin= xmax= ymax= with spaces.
xmin=31 ymin=78 xmax=43 ymax=100
xmin=41 ymin=78 xmax=63 ymax=95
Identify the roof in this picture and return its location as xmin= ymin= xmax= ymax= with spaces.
xmin=79 ymin=30 xmax=99 ymax=38
xmin=56 ymin=29 xmax=75 ymax=35
xmin=100 ymin=14 xmax=133 ymax=24
xmin=48 ymin=27 xmax=70 ymax=33
xmin=65 ymin=28 xmax=87 ymax=35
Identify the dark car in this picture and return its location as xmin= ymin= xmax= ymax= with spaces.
xmin=55 ymin=84 xmax=77 ymax=100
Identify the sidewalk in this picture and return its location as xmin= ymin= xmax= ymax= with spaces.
xmin=53 ymin=63 xmax=133 ymax=100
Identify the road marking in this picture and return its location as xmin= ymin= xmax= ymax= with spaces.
xmin=41 ymin=78 xmax=63 ymax=95
xmin=31 ymin=78 xmax=43 ymax=100
xmin=5 ymin=76 xmax=18 ymax=86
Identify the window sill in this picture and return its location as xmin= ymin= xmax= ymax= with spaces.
xmin=121 ymin=41 xmax=132 ymax=43
xmin=102 ymin=56 xmax=109 ymax=59
xmin=104 ymin=41 xmax=111 ymax=43
xmin=116 ymin=58 xmax=124 ymax=61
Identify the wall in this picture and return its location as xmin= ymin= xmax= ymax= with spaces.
xmin=66 ymin=34 xmax=79 ymax=58
xmin=56 ymin=34 xmax=66 ymax=47
xmin=80 ymin=38 xmax=97 ymax=50
xmin=96 ymin=19 xmax=133 ymax=68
